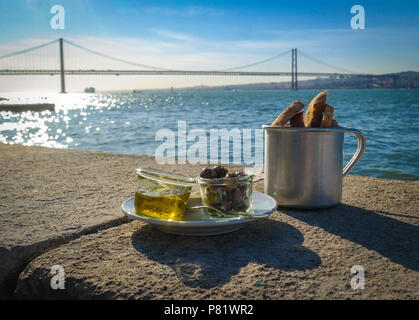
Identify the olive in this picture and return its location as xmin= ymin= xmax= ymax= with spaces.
xmin=213 ymin=165 xmax=228 ymax=178
xmin=200 ymin=167 xmax=217 ymax=179
xmin=200 ymin=165 xmax=251 ymax=215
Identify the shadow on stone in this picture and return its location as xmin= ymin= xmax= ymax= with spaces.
xmin=131 ymin=219 xmax=321 ymax=289
xmin=282 ymin=204 xmax=419 ymax=272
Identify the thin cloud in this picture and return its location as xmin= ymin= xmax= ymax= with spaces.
xmin=150 ymin=29 xmax=194 ymax=42
xmin=144 ymin=6 xmax=225 ymax=17
xmin=231 ymin=40 xmax=316 ymax=50
xmin=263 ymin=28 xmax=355 ymax=35
xmin=117 ymin=8 xmax=140 ymax=15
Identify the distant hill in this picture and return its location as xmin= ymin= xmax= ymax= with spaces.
xmin=171 ymin=71 xmax=419 ymax=91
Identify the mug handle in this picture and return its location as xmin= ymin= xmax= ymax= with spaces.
xmin=341 ymin=128 xmax=366 ymax=176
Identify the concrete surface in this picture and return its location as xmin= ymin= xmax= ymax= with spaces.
xmin=0 ymin=104 xmax=55 ymax=112
xmin=1 ymin=143 xmax=418 ymax=299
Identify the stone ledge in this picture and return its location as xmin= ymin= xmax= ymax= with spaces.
xmin=0 ymin=103 xmax=55 ymax=112
xmin=14 ymin=180 xmax=419 ymax=298
xmin=1 ymin=143 xmax=418 ymax=299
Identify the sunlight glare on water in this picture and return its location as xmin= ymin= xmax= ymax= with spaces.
xmin=0 ymin=92 xmax=117 ymax=148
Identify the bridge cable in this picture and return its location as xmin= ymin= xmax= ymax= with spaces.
xmin=298 ymin=50 xmax=363 ymax=75
xmin=63 ymin=39 xmax=170 ymax=71
xmin=65 ymin=39 xmax=292 ymax=72
xmin=0 ymin=39 xmax=59 ymax=60
xmin=0 ymin=38 xmax=366 ymax=75
xmin=220 ymin=49 xmax=292 ymax=71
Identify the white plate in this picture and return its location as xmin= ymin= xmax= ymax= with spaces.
xmin=121 ymin=191 xmax=277 ymax=236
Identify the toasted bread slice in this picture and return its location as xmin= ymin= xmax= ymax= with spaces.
xmin=320 ymin=113 xmax=333 ymax=128
xmin=303 ymin=91 xmax=328 ymax=127
xmin=271 ymin=100 xmax=305 ymax=127
xmin=320 ymin=104 xmax=334 ymax=128
xmin=331 ymin=118 xmax=339 ymax=127
xmin=324 ymin=104 xmax=334 ymax=114
xmin=290 ymin=111 xmax=304 ymax=127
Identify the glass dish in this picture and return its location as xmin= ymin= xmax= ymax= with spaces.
xmin=196 ymin=174 xmax=254 ymax=215
xmin=135 ymin=167 xmax=196 ymax=221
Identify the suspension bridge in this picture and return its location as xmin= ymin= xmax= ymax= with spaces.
xmin=0 ymin=38 xmax=382 ymax=93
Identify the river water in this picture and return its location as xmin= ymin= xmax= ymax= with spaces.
xmin=0 ymin=89 xmax=418 ymax=180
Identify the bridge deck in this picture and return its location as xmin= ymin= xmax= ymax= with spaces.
xmin=0 ymin=69 xmax=371 ymax=77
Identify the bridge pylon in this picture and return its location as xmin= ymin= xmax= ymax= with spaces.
xmin=291 ymin=48 xmax=298 ymax=90
xmin=59 ymin=38 xmax=66 ymax=93
xmin=367 ymin=74 xmax=373 ymax=89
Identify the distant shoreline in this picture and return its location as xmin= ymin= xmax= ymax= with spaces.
xmin=98 ymin=87 xmax=418 ymax=94
xmin=112 ymin=71 xmax=419 ymax=93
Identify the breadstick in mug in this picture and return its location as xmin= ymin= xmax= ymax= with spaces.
xmin=271 ymin=100 xmax=305 ymax=127
xmin=303 ymin=91 xmax=328 ymax=127
xmin=320 ymin=104 xmax=334 ymax=128
xmin=290 ymin=111 xmax=305 ymax=127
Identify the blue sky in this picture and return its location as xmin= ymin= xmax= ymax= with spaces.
xmin=0 ymin=0 xmax=418 ymax=91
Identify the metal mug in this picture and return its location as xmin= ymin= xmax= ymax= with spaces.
xmin=262 ymin=126 xmax=366 ymax=209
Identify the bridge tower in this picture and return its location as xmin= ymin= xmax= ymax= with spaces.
xmin=391 ymin=74 xmax=399 ymax=88
xmin=59 ymin=38 xmax=66 ymax=93
xmin=291 ymin=48 xmax=298 ymax=90
xmin=367 ymin=74 xmax=373 ymax=89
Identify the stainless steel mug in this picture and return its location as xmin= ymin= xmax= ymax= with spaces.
xmin=262 ymin=126 xmax=366 ymax=209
